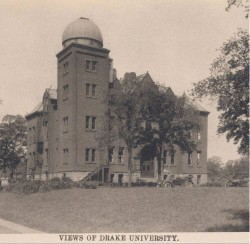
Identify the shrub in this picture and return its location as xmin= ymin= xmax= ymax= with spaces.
xmin=48 ymin=177 xmax=62 ymax=190
xmin=76 ymin=180 xmax=98 ymax=189
xmin=22 ymin=180 xmax=41 ymax=194
xmin=61 ymin=177 xmax=74 ymax=189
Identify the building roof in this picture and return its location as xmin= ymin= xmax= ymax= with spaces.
xmin=185 ymin=95 xmax=209 ymax=113
xmin=62 ymin=17 xmax=103 ymax=48
xmin=25 ymin=101 xmax=43 ymax=118
xmin=45 ymin=88 xmax=57 ymax=99
xmin=26 ymin=88 xmax=57 ymax=119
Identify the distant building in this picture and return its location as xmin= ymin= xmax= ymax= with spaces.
xmin=26 ymin=17 xmax=209 ymax=184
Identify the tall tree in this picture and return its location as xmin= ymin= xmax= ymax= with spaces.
xmin=191 ymin=29 xmax=249 ymax=155
xmin=137 ymin=88 xmax=201 ymax=181
xmin=223 ymin=157 xmax=249 ymax=180
xmin=109 ymin=73 xmax=156 ymax=186
xmin=111 ymin=74 xmax=202 ymax=183
xmin=0 ymin=115 xmax=27 ymax=177
xmin=207 ymin=156 xmax=223 ymax=183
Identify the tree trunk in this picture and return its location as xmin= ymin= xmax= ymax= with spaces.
xmin=156 ymin=143 xmax=163 ymax=182
xmin=128 ymin=146 xmax=132 ymax=187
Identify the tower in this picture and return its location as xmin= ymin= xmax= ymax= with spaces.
xmin=56 ymin=17 xmax=112 ymax=179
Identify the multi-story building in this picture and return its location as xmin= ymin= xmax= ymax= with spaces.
xmin=26 ymin=17 xmax=209 ymax=185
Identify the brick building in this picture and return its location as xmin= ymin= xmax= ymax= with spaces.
xmin=26 ymin=17 xmax=209 ymax=184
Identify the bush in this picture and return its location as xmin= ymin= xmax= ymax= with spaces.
xmin=22 ymin=180 xmax=41 ymax=194
xmin=48 ymin=177 xmax=62 ymax=190
xmin=76 ymin=180 xmax=98 ymax=189
xmin=61 ymin=177 xmax=74 ymax=189
xmin=5 ymin=179 xmax=43 ymax=194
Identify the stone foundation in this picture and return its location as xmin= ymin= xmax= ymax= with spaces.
xmin=26 ymin=172 xmax=207 ymax=185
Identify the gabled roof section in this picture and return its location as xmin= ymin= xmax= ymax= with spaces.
xmin=185 ymin=95 xmax=209 ymax=114
xmin=44 ymin=88 xmax=57 ymax=100
xmin=25 ymin=101 xmax=43 ymax=119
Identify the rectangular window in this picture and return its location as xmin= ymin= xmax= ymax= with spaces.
xmin=63 ymin=149 xmax=69 ymax=164
xmin=188 ymin=152 xmax=192 ymax=165
xmin=85 ymin=149 xmax=90 ymax=162
xmin=86 ymin=116 xmax=96 ymax=130
xmin=118 ymin=147 xmax=124 ymax=163
xmin=118 ymin=174 xmax=123 ymax=183
xmin=63 ymin=62 xmax=69 ymax=75
xmin=86 ymin=116 xmax=90 ymax=129
xmin=63 ymin=117 xmax=68 ymax=132
xmin=170 ymin=151 xmax=175 ymax=165
xmin=92 ymin=84 xmax=96 ymax=97
xmin=86 ymin=84 xmax=97 ymax=98
xmin=163 ymin=150 xmax=167 ymax=164
xmin=86 ymin=84 xmax=90 ymax=96
xmin=188 ymin=132 xmax=192 ymax=140
xmin=197 ymin=151 xmax=201 ymax=165
xmin=92 ymin=61 xmax=97 ymax=71
xmin=197 ymin=132 xmax=201 ymax=141
xmin=110 ymin=174 xmax=114 ymax=183
xmin=63 ymin=85 xmax=69 ymax=100
xmin=92 ymin=117 xmax=96 ymax=130
xmin=86 ymin=60 xmax=91 ymax=71
xmin=108 ymin=148 xmax=114 ymax=163
xmin=92 ymin=149 xmax=96 ymax=162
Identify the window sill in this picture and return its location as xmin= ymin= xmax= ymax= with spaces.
xmin=85 ymin=129 xmax=96 ymax=132
xmin=110 ymin=163 xmax=126 ymax=166
xmin=188 ymin=164 xmax=193 ymax=167
xmin=86 ymin=96 xmax=97 ymax=99
xmin=85 ymin=162 xmax=96 ymax=164
xmin=86 ymin=70 xmax=97 ymax=74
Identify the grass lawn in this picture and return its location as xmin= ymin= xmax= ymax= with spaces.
xmin=0 ymin=187 xmax=248 ymax=233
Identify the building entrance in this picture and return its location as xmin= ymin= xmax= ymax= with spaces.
xmin=140 ymin=144 xmax=156 ymax=178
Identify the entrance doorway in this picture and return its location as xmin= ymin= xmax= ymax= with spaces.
xmin=140 ymin=144 xmax=156 ymax=178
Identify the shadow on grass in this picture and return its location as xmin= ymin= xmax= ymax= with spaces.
xmin=206 ymin=209 xmax=249 ymax=232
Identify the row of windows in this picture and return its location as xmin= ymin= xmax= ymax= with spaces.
xmin=62 ymin=83 xmax=97 ymax=100
xmin=188 ymin=132 xmax=202 ymax=141
xmin=162 ymin=150 xmax=202 ymax=166
xmin=108 ymin=147 xmax=124 ymax=163
xmin=62 ymin=148 xmax=124 ymax=163
xmin=188 ymin=151 xmax=202 ymax=166
xmin=63 ymin=60 xmax=98 ymax=76
xmin=62 ymin=116 xmax=97 ymax=132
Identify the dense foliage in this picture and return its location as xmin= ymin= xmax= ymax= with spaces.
xmin=110 ymin=73 xmax=201 ymax=182
xmin=207 ymin=156 xmax=249 ymax=184
xmin=191 ymin=29 xmax=249 ymax=155
xmin=0 ymin=115 xmax=27 ymax=176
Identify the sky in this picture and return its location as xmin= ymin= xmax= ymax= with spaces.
xmin=0 ymin=0 xmax=248 ymax=163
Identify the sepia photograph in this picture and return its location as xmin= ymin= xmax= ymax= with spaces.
xmin=0 ymin=0 xmax=249 ymax=243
